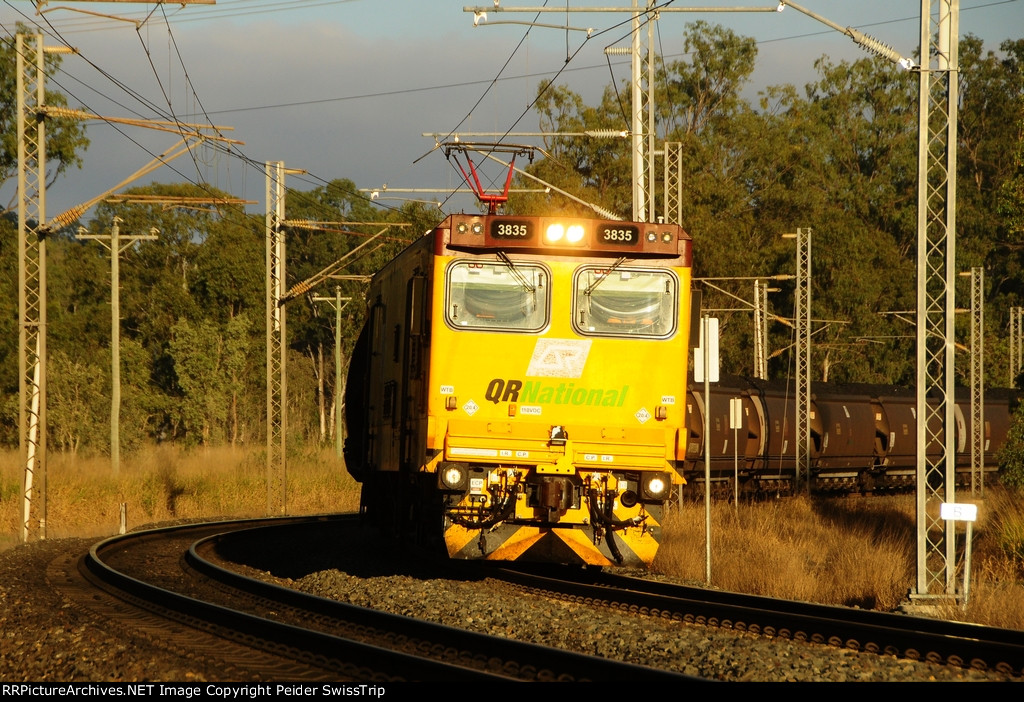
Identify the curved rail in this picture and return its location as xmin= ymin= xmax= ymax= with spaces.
xmin=499 ymin=565 xmax=1024 ymax=676
xmin=82 ymin=516 xmax=702 ymax=682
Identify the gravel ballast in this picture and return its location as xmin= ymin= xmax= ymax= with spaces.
xmin=1 ymin=536 xmax=1019 ymax=682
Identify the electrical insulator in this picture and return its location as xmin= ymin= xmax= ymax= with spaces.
xmin=847 ymin=28 xmax=915 ymax=70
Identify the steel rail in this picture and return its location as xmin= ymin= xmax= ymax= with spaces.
xmin=83 ymin=516 xmax=705 ymax=682
xmin=188 ymin=519 xmax=703 ymax=682
xmin=82 ymin=516 xmax=513 ymax=681
xmin=499 ymin=565 xmax=1024 ymax=676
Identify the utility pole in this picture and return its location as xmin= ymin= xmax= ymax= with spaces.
xmin=76 ymin=218 xmax=158 ymax=476
xmin=608 ymin=1 xmax=655 ymax=221
xmin=753 ymin=279 xmax=770 ymax=380
xmin=17 ymin=32 xmax=47 ymax=544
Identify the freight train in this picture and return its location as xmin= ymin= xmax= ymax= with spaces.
xmin=681 ymin=375 xmax=1018 ymax=498
xmin=343 ymin=210 xmax=694 ymax=569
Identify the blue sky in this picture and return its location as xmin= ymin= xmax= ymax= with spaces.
xmin=1 ymin=0 xmax=1021 ymax=221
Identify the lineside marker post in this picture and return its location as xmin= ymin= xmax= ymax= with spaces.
xmin=730 ymin=397 xmax=743 ymax=513
xmin=940 ymin=502 xmax=978 ymax=607
xmin=695 ymin=315 xmax=719 ymax=586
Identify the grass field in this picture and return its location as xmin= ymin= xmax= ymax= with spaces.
xmin=654 ymin=491 xmax=1024 ymax=629
xmin=0 ymin=445 xmax=361 ymax=550
xmin=3 ymin=447 xmax=1021 ymax=629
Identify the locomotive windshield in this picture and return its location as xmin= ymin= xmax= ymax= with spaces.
xmin=572 ymin=266 xmax=678 ymax=338
xmin=445 ymin=260 xmax=550 ymax=332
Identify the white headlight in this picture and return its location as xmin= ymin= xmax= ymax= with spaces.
xmin=545 ymin=223 xmax=565 ymax=243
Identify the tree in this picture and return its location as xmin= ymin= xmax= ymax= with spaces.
xmin=168 ymin=316 xmax=251 ymax=445
xmin=999 ymin=119 xmax=1024 ymax=239
xmin=998 ymin=403 xmax=1024 ymax=491
xmin=769 ymin=56 xmax=918 ymax=383
xmin=519 ymin=81 xmax=633 ymax=217
xmin=47 ymin=350 xmax=107 ymax=454
xmin=283 ymin=179 xmax=409 ymax=445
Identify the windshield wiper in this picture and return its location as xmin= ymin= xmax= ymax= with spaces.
xmin=496 ymin=251 xmax=536 ymax=293
xmin=584 ymin=257 xmax=629 ymax=296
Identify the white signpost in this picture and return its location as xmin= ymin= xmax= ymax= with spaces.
xmin=940 ymin=502 xmax=979 ymax=605
xmin=696 ymin=316 xmax=719 ymax=586
xmin=730 ymin=397 xmax=743 ymax=511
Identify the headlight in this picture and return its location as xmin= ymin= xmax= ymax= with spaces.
xmin=566 ymin=224 xmax=585 ymax=243
xmin=641 ymin=472 xmax=671 ymax=500
xmin=545 ymin=223 xmax=565 ymax=243
xmin=439 ymin=463 xmax=468 ymax=491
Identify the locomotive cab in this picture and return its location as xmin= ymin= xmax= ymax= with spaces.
xmin=346 ymin=212 xmax=692 ymax=568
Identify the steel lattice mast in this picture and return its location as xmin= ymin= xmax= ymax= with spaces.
xmin=266 ymin=161 xmax=287 ymax=515
xmin=1011 ymin=307 xmax=1023 ymax=386
xmin=663 ymin=141 xmax=682 ymax=225
xmin=914 ymin=0 xmax=959 ymax=599
xmin=754 ymin=279 xmax=769 ymax=380
xmin=17 ymin=33 xmax=49 ymax=544
xmin=966 ymin=268 xmax=984 ymax=496
xmin=793 ymin=228 xmax=811 ymax=492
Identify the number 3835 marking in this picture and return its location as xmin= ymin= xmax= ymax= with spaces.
xmin=496 ymin=223 xmax=529 ymax=237
xmin=602 ymin=228 xmax=635 ymax=243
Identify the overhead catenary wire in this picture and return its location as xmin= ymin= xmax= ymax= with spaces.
xmin=3 ymin=4 xmax=412 ymax=232
xmin=2 ymin=0 xmax=1016 ymax=228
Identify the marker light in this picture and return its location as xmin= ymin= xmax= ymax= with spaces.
xmin=440 ymin=463 xmax=468 ymax=490
xmin=545 ymin=223 xmax=565 ymax=243
xmin=641 ymin=472 xmax=671 ymax=500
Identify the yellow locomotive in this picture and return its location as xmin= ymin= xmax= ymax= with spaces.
xmin=344 ymin=211 xmax=693 ymax=568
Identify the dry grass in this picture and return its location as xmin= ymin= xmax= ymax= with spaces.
xmin=940 ymin=489 xmax=1024 ymax=630
xmin=654 ymin=492 xmax=1024 ymax=629
xmin=5 ymin=449 xmax=1022 ymax=630
xmin=0 ymin=445 xmax=361 ymax=551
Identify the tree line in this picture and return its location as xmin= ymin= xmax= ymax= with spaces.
xmin=1 ymin=23 xmax=1022 ymax=455
xmin=516 ymin=23 xmax=1024 ymax=386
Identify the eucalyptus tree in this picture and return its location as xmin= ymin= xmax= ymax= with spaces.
xmin=83 ymin=183 xmax=263 ymax=445
xmin=769 ymin=55 xmax=919 ymax=384
xmin=281 ymin=178 xmax=414 ymax=445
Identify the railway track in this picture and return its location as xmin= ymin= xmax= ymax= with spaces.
xmin=72 ymin=516 xmax=700 ymax=682
xmin=496 ymin=564 xmax=1024 ymax=677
